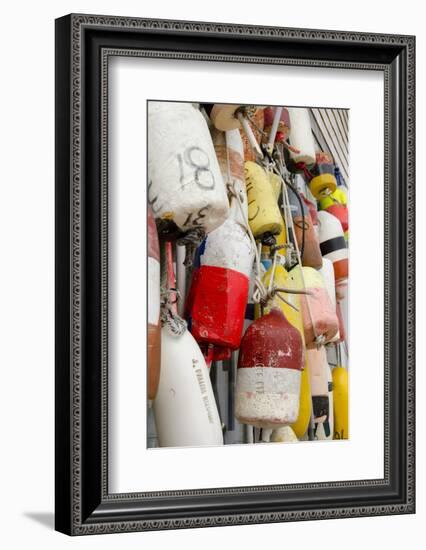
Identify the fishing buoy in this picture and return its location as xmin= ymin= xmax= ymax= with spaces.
xmin=147 ymin=207 xmax=161 ymax=401
xmin=244 ymin=161 xmax=284 ymax=242
xmin=153 ymin=327 xmax=224 ymax=447
xmin=318 ymin=210 xmax=349 ymax=284
xmin=291 ymin=266 xmax=339 ymax=348
xmin=148 ymin=101 xmax=229 ymax=239
xmin=235 ymin=308 xmax=304 ymax=428
xmin=307 ymin=347 xmax=330 ymax=425
xmin=263 ymin=107 xmax=291 ymax=143
xmin=291 ymin=359 xmax=312 ymax=438
xmin=212 ymin=128 xmax=247 ymax=225
xmin=271 ymin=426 xmax=298 ymax=443
xmin=287 ymin=186 xmax=322 ymax=269
xmin=315 ymin=365 xmax=334 ymax=440
xmin=319 ymin=258 xmax=340 ymax=342
xmin=209 ymin=104 xmax=243 ymax=131
xmin=319 ymin=187 xmax=349 ymax=233
xmin=240 ymin=108 xmax=265 ymax=162
xmin=286 ymin=108 xmax=316 ymax=168
xmin=336 ymin=301 xmax=347 ymax=343
xmin=309 ymin=152 xmax=338 ymax=199
xmin=261 ymin=264 xmax=304 ymax=338
xmin=332 ymin=366 xmax=349 ymax=439
xmin=185 ymin=179 xmax=254 ymax=352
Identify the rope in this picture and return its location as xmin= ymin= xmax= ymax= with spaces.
xmin=160 ymin=287 xmax=187 ymax=336
xmin=176 ymin=227 xmax=205 ymax=267
xmin=273 ymin=159 xmax=324 ymax=348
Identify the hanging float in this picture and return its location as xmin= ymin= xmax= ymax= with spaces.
xmin=318 ymin=210 xmax=349 ymax=285
xmin=235 ymin=308 xmax=304 ymax=429
xmin=148 ymin=101 xmax=229 ymax=242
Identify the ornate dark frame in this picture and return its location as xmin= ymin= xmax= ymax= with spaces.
xmin=55 ymin=13 xmax=415 ymax=535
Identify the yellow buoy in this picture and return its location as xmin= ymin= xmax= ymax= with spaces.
xmin=309 ymin=173 xmax=337 ymax=199
xmin=332 ymin=366 xmax=349 ymax=440
xmin=319 ymin=187 xmax=348 ymax=210
xmin=244 ymin=161 xmax=283 ymax=239
xmin=261 ymin=264 xmax=304 ymax=337
xmin=291 ymin=358 xmax=311 ymax=439
xmin=268 ymin=171 xmax=282 ymax=202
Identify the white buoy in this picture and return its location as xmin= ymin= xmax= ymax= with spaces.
xmin=148 ymin=101 xmax=229 ymax=235
xmin=287 ymin=108 xmax=316 ymax=166
xmin=153 ymin=327 xmax=224 ymax=448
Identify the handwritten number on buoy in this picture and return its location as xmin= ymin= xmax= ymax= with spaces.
xmin=183 ymin=205 xmax=210 ymax=227
xmin=177 ymin=147 xmax=215 ymax=190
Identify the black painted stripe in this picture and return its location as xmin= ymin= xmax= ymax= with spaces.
xmin=320 ymin=236 xmax=347 ymax=256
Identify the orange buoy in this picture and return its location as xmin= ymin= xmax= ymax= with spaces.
xmin=287 ymin=186 xmax=322 ymax=269
xmin=147 ymin=207 xmax=161 ymax=400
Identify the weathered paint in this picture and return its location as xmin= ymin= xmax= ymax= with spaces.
xmin=235 ymin=308 xmax=303 ymax=429
xmin=263 ymin=107 xmax=291 ymax=143
xmin=332 ymin=366 xmax=349 ymax=440
xmin=244 ymin=161 xmax=283 ymax=240
xmin=148 ymin=101 xmax=229 ymax=236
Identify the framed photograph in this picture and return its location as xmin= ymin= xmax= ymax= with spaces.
xmin=55 ymin=14 xmax=415 ymax=535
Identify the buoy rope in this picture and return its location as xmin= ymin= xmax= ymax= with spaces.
xmin=226 ymin=175 xmax=310 ymax=312
xmin=159 ymin=241 xmax=187 ymax=336
xmin=176 ymin=227 xmax=206 ymax=268
xmin=273 ymin=161 xmax=324 ymax=347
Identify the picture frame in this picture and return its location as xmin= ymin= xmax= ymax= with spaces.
xmin=55 ymin=13 xmax=415 ymax=535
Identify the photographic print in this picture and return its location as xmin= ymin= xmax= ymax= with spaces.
xmin=147 ymin=102 xmax=349 ymax=449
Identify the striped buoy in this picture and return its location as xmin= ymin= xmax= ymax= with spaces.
xmin=235 ymin=308 xmax=304 ymax=429
xmin=153 ymin=327 xmax=224 ymax=447
xmin=286 ymin=108 xmax=316 ymax=169
xmin=148 ymin=101 xmax=229 ymax=239
xmin=291 ymin=266 xmax=339 ymax=348
xmin=307 ymin=347 xmax=330 ymax=426
xmin=244 ymin=161 xmax=284 ymax=242
xmin=147 ymin=207 xmax=161 ymax=401
xmin=318 ymin=210 xmax=348 ymax=284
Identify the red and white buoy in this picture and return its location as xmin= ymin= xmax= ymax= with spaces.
xmin=235 ymin=308 xmax=304 ymax=428
xmin=185 ymin=188 xmax=254 ymax=354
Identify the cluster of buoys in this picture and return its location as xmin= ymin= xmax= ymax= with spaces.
xmin=147 ymin=101 xmax=349 ymax=447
